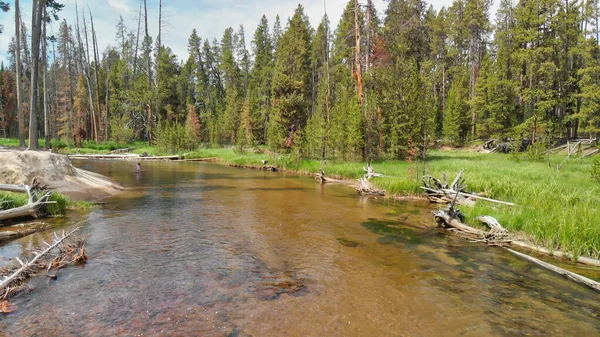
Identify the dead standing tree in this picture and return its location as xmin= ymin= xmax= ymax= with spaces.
xmin=28 ymin=0 xmax=47 ymax=150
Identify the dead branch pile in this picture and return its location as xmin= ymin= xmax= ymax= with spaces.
xmin=545 ymin=139 xmax=598 ymax=159
xmin=433 ymin=209 xmax=600 ymax=292
xmin=0 ymin=228 xmax=86 ymax=302
xmin=421 ymin=170 xmax=515 ymax=207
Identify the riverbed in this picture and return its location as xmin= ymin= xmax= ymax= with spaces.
xmin=1 ymin=160 xmax=599 ymax=336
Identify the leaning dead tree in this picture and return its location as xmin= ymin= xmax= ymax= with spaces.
xmin=0 ymin=182 xmax=55 ymax=222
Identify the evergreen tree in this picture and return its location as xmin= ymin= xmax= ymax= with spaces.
xmin=269 ymin=5 xmax=312 ymax=149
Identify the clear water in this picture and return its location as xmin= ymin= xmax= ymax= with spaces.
xmin=0 ymin=160 xmax=598 ymax=336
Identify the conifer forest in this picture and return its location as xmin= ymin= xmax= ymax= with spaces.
xmin=1 ymin=0 xmax=600 ymax=161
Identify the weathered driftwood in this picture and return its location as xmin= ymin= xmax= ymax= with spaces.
xmin=581 ymin=148 xmax=600 ymax=159
xmin=421 ymin=186 xmax=515 ymax=207
xmin=356 ymin=177 xmax=385 ymax=196
xmin=475 ymin=216 xmax=600 ymax=267
xmin=0 ymin=184 xmax=55 ymax=222
xmin=434 ymin=211 xmax=600 ymax=292
xmin=363 ymin=163 xmax=384 ymax=179
xmin=0 ymin=227 xmax=80 ymax=292
xmin=108 ymin=148 xmax=131 ymax=154
xmin=0 ymin=223 xmax=49 ymax=242
xmin=68 ymin=154 xmax=182 ymax=160
xmin=229 ymin=163 xmax=279 ymax=172
xmin=504 ymin=248 xmax=600 ymax=292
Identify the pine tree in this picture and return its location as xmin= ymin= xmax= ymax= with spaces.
xmin=251 ymin=15 xmax=273 ymax=144
xmin=269 ymin=5 xmax=312 ymax=150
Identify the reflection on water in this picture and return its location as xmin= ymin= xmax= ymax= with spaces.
xmin=0 ymin=160 xmax=598 ymax=336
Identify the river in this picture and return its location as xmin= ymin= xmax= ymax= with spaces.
xmin=0 ymin=160 xmax=599 ymax=336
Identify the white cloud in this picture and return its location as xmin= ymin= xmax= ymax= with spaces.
xmin=108 ymin=0 xmax=132 ymax=13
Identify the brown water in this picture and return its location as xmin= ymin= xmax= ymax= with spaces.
xmin=0 ymin=160 xmax=599 ymax=336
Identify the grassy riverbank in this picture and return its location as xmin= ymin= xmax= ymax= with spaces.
xmin=3 ymin=138 xmax=599 ymax=259
xmin=0 ymin=190 xmax=84 ymax=216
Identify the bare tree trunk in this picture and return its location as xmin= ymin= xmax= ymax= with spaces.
xmin=43 ymin=5 xmax=49 ymax=150
xmin=89 ymin=9 xmax=102 ymax=141
xmin=155 ymin=0 xmax=163 ymax=118
xmin=133 ymin=0 xmax=143 ymax=80
xmin=15 ymin=0 xmax=26 ymax=147
xmin=28 ymin=0 xmax=46 ymax=151
xmin=105 ymin=64 xmax=110 ymax=142
xmin=144 ymin=0 xmax=153 ymax=145
xmin=354 ymin=0 xmax=367 ymax=161
xmin=81 ymin=11 xmax=97 ymax=142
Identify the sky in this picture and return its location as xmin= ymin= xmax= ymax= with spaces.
xmin=0 ymin=0 xmax=465 ymax=66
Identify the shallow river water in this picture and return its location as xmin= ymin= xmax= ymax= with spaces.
xmin=0 ymin=160 xmax=599 ymax=336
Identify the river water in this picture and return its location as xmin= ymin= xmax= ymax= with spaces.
xmin=0 ymin=160 xmax=599 ymax=336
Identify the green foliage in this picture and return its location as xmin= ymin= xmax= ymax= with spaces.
xmin=524 ymin=141 xmax=547 ymax=162
xmin=46 ymin=192 xmax=70 ymax=215
xmin=591 ymin=158 xmax=600 ymax=183
xmin=110 ymin=114 xmax=134 ymax=144
xmin=155 ymin=120 xmax=198 ymax=154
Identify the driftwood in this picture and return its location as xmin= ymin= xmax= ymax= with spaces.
xmin=108 ymin=148 xmax=131 ymax=154
xmin=229 ymin=163 xmax=279 ymax=172
xmin=476 ymin=217 xmax=600 ymax=267
xmin=0 ymin=227 xmax=80 ymax=293
xmin=434 ymin=210 xmax=600 ymax=292
xmin=0 ymin=222 xmax=49 ymax=242
xmin=0 ymin=184 xmax=55 ymax=223
xmin=356 ymin=177 xmax=385 ymax=196
xmin=422 ymin=170 xmax=515 ymax=207
xmin=504 ymin=248 xmax=600 ymax=291
xmin=68 ymin=154 xmax=182 ymax=160
xmin=363 ymin=163 xmax=384 ymax=179
xmin=315 ymin=169 xmax=352 ymax=184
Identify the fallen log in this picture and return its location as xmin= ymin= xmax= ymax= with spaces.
xmin=0 ymin=222 xmax=49 ymax=242
xmin=421 ymin=187 xmax=515 ymax=207
xmin=68 ymin=154 xmax=182 ymax=160
xmin=434 ymin=210 xmax=600 ymax=292
xmin=108 ymin=148 xmax=131 ymax=154
xmin=504 ymin=248 xmax=600 ymax=292
xmin=476 ymin=216 xmax=600 ymax=267
xmin=580 ymin=148 xmax=599 ymax=159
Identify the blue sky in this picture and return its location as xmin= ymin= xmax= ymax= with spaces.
xmin=0 ymin=0 xmax=463 ymax=66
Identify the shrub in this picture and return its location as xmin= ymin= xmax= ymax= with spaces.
xmin=591 ymin=158 xmax=600 ymax=182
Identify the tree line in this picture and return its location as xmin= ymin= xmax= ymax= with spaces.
xmin=1 ymin=0 xmax=600 ymax=160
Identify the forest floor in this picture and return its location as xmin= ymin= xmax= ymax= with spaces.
xmin=2 ymin=138 xmax=599 ymax=260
